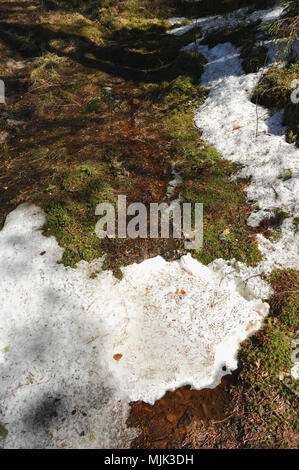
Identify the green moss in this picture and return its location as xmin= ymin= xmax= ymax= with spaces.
xmin=291 ymin=419 xmax=299 ymax=432
xmin=269 ymin=269 xmax=299 ymax=328
xmin=0 ymin=424 xmax=8 ymax=439
xmin=226 ymin=267 xmax=299 ymax=447
xmin=60 ymin=22 xmax=103 ymax=44
xmin=168 ymin=50 xmax=205 ymax=82
xmin=202 ymin=21 xmax=259 ymax=49
xmin=241 ymin=45 xmax=268 ymax=73
xmin=253 ymin=62 xmax=299 ymax=146
xmin=176 ymin=144 xmax=261 ymax=265
xmin=271 ymin=208 xmax=289 ymax=230
xmin=84 ymin=97 xmax=104 ymax=114
xmin=279 ymin=168 xmax=293 ymax=181
xmin=236 ymin=326 xmax=293 ymax=432
xmin=253 ymin=62 xmax=299 ymax=106
xmin=163 ymin=76 xmax=207 ymax=105
xmin=280 ymin=295 xmax=299 ymax=328
xmin=35 ymin=163 xmax=116 ymax=268
xmin=254 ymin=321 xmax=291 ymax=375
xmin=150 ymin=64 xmax=262 ymax=267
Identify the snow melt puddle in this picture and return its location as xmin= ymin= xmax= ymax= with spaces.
xmin=0 ymin=3 xmax=298 ymax=448
xmin=0 ymin=203 xmax=269 ymax=447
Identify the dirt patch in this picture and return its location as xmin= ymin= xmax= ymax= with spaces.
xmin=248 ymin=210 xmax=289 ymax=239
xmin=127 ymin=374 xmax=236 ymax=449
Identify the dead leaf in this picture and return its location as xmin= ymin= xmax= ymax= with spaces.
xmin=0 ymin=131 xmax=9 ymax=144
xmin=113 ymin=353 xmax=123 ymax=362
xmin=166 ymin=413 xmax=177 ymax=424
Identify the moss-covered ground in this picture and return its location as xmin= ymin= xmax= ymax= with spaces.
xmin=253 ymin=62 xmax=299 ymax=146
xmin=177 ymin=269 xmax=299 ymax=449
xmin=0 ymin=0 xmax=263 ymax=274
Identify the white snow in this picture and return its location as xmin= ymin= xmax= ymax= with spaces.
xmin=247 ymin=209 xmax=274 ymax=228
xmin=0 ymin=203 xmax=269 ymax=448
xmin=169 ymin=5 xmax=284 ymax=38
xmin=291 ymin=364 xmax=299 ymax=381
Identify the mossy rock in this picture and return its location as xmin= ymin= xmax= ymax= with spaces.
xmin=169 ymin=51 xmax=206 ymax=83
xmin=252 ymin=62 xmax=299 ymax=146
xmin=202 ymin=22 xmax=259 ymax=49
xmin=241 ymin=45 xmax=268 ymax=73
xmin=284 ymin=101 xmax=299 ymax=146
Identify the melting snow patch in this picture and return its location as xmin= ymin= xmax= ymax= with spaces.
xmin=0 ymin=203 xmax=269 ymax=448
xmin=169 ymin=5 xmax=284 ymax=38
xmin=169 ymin=1 xmax=299 ymax=377
xmin=178 ymin=3 xmax=299 ymax=274
xmin=192 ymin=47 xmax=299 ymax=274
xmin=177 ymin=4 xmax=299 ymax=223
xmin=291 ymin=364 xmax=299 ymax=381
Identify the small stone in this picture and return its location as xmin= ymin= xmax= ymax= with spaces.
xmin=0 ymin=131 xmax=8 ymax=144
xmin=7 ymin=119 xmax=25 ymax=127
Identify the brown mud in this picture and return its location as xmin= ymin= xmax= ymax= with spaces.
xmin=127 ymin=374 xmax=237 ymax=449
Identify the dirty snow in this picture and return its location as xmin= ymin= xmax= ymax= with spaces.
xmin=171 ymin=1 xmax=299 ymax=372
xmin=169 ymin=4 xmax=284 ymax=37
xmin=0 ymin=204 xmax=269 ymax=447
xmin=191 ymin=14 xmax=299 ymax=280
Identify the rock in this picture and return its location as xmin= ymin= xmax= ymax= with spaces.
xmin=3 ymin=58 xmax=29 ymax=69
xmin=6 ymin=119 xmax=25 ymax=127
xmin=0 ymin=130 xmax=9 ymax=144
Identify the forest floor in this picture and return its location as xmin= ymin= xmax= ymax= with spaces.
xmin=0 ymin=0 xmax=298 ymax=449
